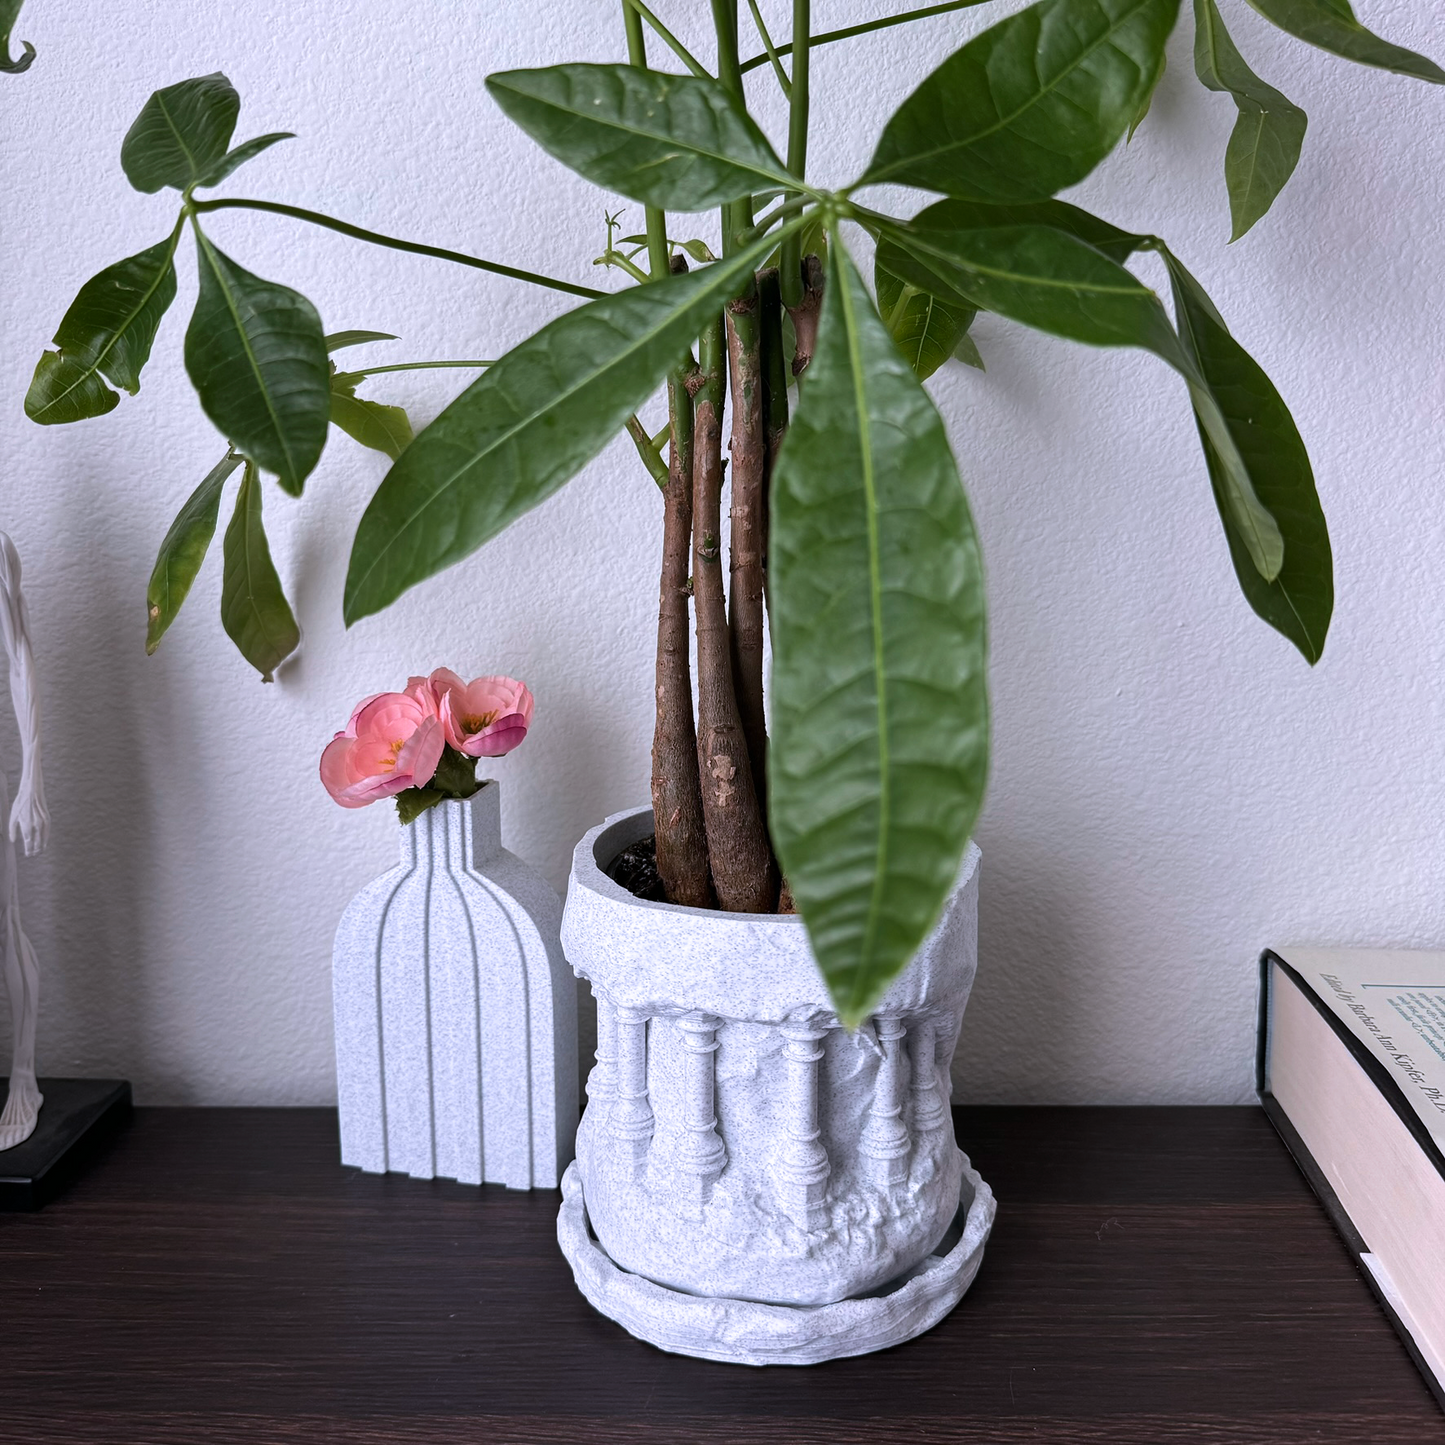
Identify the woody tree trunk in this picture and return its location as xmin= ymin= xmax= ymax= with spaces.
xmin=725 ymin=281 xmax=770 ymax=822
xmin=691 ymin=311 xmax=776 ymax=912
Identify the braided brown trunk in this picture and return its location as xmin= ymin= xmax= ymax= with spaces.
xmin=726 ymin=280 xmax=770 ymax=822
xmin=650 ymin=343 xmax=713 ymax=908
xmin=692 ymin=310 xmax=777 ymax=913
xmin=787 ymin=252 xmax=825 ymax=379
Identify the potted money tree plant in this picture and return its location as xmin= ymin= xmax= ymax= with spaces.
xmin=23 ymin=0 xmax=1440 ymax=1364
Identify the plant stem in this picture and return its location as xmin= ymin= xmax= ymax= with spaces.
xmin=758 ymin=262 xmax=789 ymax=507
xmin=624 ymin=0 xmax=711 ymax=78
xmin=788 ymin=252 xmax=825 ymax=377
xmin=653 ymin=355 xmax=715 ymax=908
xmin=726 ymin=281 xmax=770 ymax=822
xmin=190 ymin=198 xmax=603 ymax=300
xmin=627 ymin=416 xmax=671 ymax=488
xmin=713 ymin=0 xmax=755 ymax=256
xmin=626 ymin=0 xmax=715 ymax=905
xmin=779 ymin=0 xmax=810 ymax=308
xmin=738 ymin=0 xmax=991 ymax=74
xmin=745 ymin=0 xmax=792 ymax=97
xmin=692 ymin=312 xmax=777 ymax=912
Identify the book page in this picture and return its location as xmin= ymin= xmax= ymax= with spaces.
xmin=1280 ymin=949 xmax=1445 ymax=1151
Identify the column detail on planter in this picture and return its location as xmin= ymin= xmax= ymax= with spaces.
xmin=861 ymin=1014 xmax=912 ymax=1185
xmin=908 ymin=1015 xmax=948 ymax=1133
xmin=777 ymin=1015 xmax=832 ymax=1230
xmin=589 ymin=995 xmax=619 ymax=1116
xmin=612 ymin=1004 xmax=654 ymax=1164
xmin=676 ymin=1010 xmax=727 ymax=1211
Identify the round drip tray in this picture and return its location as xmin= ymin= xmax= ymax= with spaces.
xmin=556 ymin=1154 xmax=995 ymax=1367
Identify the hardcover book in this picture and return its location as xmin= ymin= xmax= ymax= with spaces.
xmin=1259 ymin=947 xmax=1445 ymax=1409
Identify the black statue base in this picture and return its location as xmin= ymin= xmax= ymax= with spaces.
xmin=0 ymin=1078 xmax=132 ymax=1210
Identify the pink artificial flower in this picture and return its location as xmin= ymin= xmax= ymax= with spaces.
xmin=320 ymin=691 xmax=445 ymax=808
xmin=416 ymin=668 xmax=534 ymax=758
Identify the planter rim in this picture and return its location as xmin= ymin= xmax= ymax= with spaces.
xmin=569 ymin=803 xmax=978 ymax=926
xmin=561 ymin=805 xmax=979 ymax=1020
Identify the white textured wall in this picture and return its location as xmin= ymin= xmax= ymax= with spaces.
xmin=0 ymin=1 xmax=1441 ymax=1105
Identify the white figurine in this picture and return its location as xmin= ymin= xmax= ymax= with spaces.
xmin=0 ymin=532 xmax=48 ymax=1150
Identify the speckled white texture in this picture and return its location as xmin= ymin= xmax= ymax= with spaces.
xmin=1 ymin=4 xmax=1442 ymax=1107
xmin=560 ymin=807 xmax=987 ymax=1325
xmin=556 ymin=1154 xmax=996 ymax=1367
xmin=332 ymin=785 xmax=576 ymax=1188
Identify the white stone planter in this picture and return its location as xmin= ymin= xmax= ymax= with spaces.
xmin=557 ymin=805 xmax=994 ymax=1365
xmin=332 ymin=784 xmax=577 ymax=1188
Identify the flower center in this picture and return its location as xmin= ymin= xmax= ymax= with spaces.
xmin=378 ymin=737 xmax=407 ymax=772
xmin=462 ymin=709 xmax=498 ymax=733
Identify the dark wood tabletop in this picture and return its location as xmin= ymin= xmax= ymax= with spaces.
xmin=1 ymin=1105 xmax=1438 ymax=1443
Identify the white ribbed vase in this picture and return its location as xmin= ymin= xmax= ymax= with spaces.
xmin=331 ymin=783 xmax=577 ymax=1189
xmin=556 ymin=805 xmax=994 ymax=1366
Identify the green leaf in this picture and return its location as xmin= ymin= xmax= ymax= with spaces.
xmin=146 ymin=451 xmax=243 ymax=654
xmin=195 ymin=131 xmax=295 ymax=188
xmin=1129 ymin=46 xmax=1166 ymax=138
xmin=185 ymin=228 xmax=330 ymax=495
xmin=25 ymin=231 xmax=181 ymax=424
xmin=878 ymin=209 xmax=1286 ymax=579
xmin=485 ymin=63 xmax=791 ymax=211
xmin=329 ymin=373 xmax=414 ymax=460
xmin=430 ymin=745 xmax=482 ymax=799
xmin=1245 ymin=0 xmax=1445 ymax=83
xmin=121 ymin=73 xmax=240 ymax=193
xmin=220 ymin=462 xmax=300 ymax=682
xmin=325 ymin=330 xmax=399 ymax=352
xmin=769 ymin=240 xmax=989 ymax=1027
xmin=874 ymin=252 xmax=977 ymax=381
xmin=1162 ymin=249 xmax=1332 ymax=661
xmin=1194 ymin=0 xmax=1308 ymax=239
xmin=343 ymin=227 xmax=790 ymax=625
xmin=862 ymin=0 xmax=1181 ymax=202
xmin=954 ymin=329 xmax=986 ymax=370
xmin=877 ymin=218 xmax=1190 ymax=360
xmin=1 ymin=0 xmax=34 ymax=73
xmin=395 ymin=787 xmax=446 ymax=825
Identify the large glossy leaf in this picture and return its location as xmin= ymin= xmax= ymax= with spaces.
xmin=220 ymin=462 xmax=299 ymax=682
xmin=877 ymin=218 xmax=1190 ymax=361
xmin=874 ymin=251 xmax=977 ymax=381
xmin=1 ymin=0 xmax=34 ymax=72
xmin=121 ymin=73 xmax=240 ymax=193
xmin=878 ymin=210 xmax=1285 ymax=579
xmin=1163 ymin=249 xmax=1332 ymax=660
xmin=1194 ymin=0 xmax=1307 ymax=239
xmin=185 ymin=230 xmax=330 ymax=495
xmin=862 ymin=0 xmax=1181 ymax=202
xmin=486 ymin=63 xmax=790 ymax=211
xmin=330 ymin=372 xmax=413 ymax=460
xmin=769 ymin=242 xmax=988 ymax=1027
xmin=195 ymin=131 xmax=295 ymax=188
xmin=26 ymin=232 xmax=181 ymax=425
xmin=344 ymin=228 xmax=789 ymax=624
xmin=1245 ymin=0 xmax=1445 ymax=83
xmin=146 ymin=452 xmax=242 ymax=654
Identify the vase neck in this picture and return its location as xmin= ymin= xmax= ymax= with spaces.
xmin=399 ymin=783 xmax=503 ymax=872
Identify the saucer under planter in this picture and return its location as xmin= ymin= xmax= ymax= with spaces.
xmin=556 ymin=805 xmax=993 ymax=1365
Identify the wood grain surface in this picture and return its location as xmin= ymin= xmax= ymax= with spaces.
xmin=1 ymin=1106 xmax=1438 ymax=1443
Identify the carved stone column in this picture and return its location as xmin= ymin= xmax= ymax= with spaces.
xmin=776 ymin=1016 xmax=831 ymax=1230
xmin=861 ymin=1015 xmax=911 ymax=1186
xmin=611 ymin=1005 xmax=654 ymax=1163
xmin=587 ymin=993 xmax=619 ymax=1120
xmin=676 ymin=1011 xmax=727 ymax=1211
xmin=908 ymin=1015 xmax=949 ymax=1134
